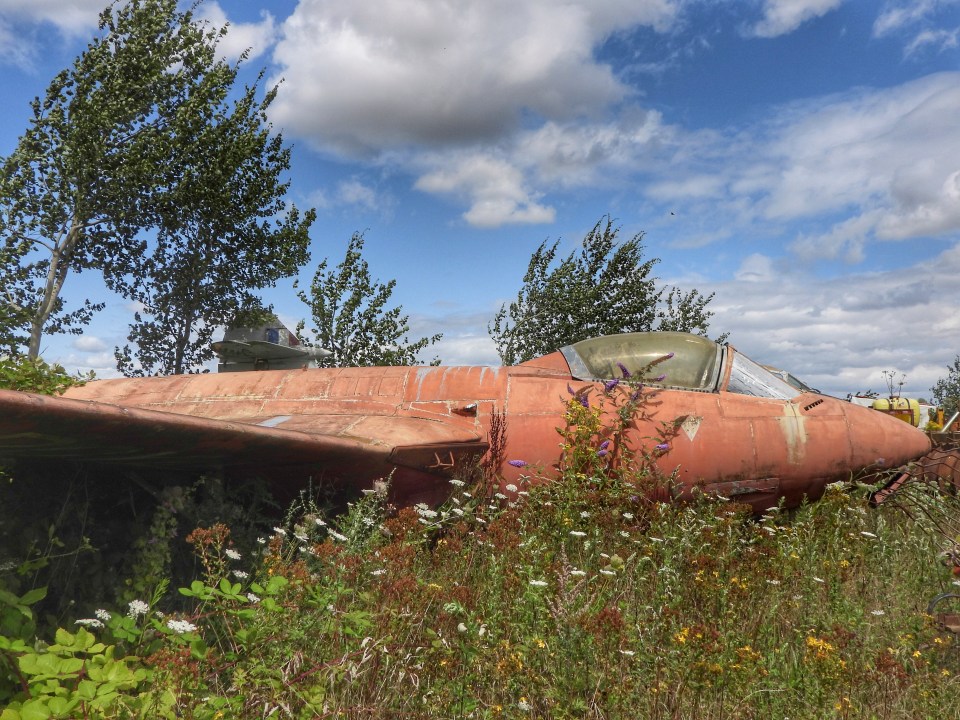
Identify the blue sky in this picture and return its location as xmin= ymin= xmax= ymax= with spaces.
xmin=1 ymin=0 xmax=959 ymax=399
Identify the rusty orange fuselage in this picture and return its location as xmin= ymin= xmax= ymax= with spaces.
xmin=40 ymin=341 xmax=931 ymax=512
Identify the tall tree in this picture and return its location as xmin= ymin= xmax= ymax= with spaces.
xmin=298 ymin=233 xmax=441 ymax=367
xmin=114 ymin=76 xmax=315 ymax=376
xmin=489 ymin=217 xmax=721 ymax=365
xmin=932 ymin=356 xmax=960 ymax=418
xmin=0 ymin=0 xmax=283 ymax=359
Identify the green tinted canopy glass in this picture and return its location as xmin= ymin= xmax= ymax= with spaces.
xmin=560 ymin=332 xmax=724 ymax=392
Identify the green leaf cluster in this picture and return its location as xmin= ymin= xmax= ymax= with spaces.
xmin=0 ymin=355 xmax=90 ymax=395
xmin=931 ymin=355 xmax=960 ymax=418
xmin=0 ymin=0 xmax=314 ymax=371
xmin=298 ymin=232 xmax=441 ymax=367
xmin=489 ymin=216 xmax=722 ymax=365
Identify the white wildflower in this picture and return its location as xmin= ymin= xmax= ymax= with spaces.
xmin=362 ymin=517 xmax=375 ymax=527
xmin=505 ymin=484 xmax=518 ymax=493
xmin=478 ymin=624 xmax=487 ymax=637
xmin=95 ymin=609 xmax=112 ymax=622
xmin=766 ymin=579 xmax=781 ymax=586
xmin=127 ymin=599 xmax=149 ymax=619
xmin=619 ymin=649 xmax=636 ymax=656
xmin=225 ymin=548 xmax=241 ymax=560
xmin=620 ymin=531 xmax=630 ymax=538
xmin=452 ymin=508 xmax=465 ymax=516
xmin=166 ymin=619 xmax=198 ymax=634
xmin=371 ymin=568 xmax=386 ymax=576
xmin=256 ymin=537 xmax=267 ymax=545
xmin=529 ymin=579 xmax=547 ymax=587
xmin=494 ymin=492 xmax=508 ymax=500
xmin=600 ymin=569 xmax=616 ymax=576
xmin=314 ymin=517 xmax=327 ymax=527
xmin=871 ymin=609 xmax=885 ymax=616
xmin=570 ymin=570 xmax=586 ymax=577
xmin=449 ymin=479 xmax=465 ymax=487
xmin=462 ymin=491 xmax=473 ymax=498
xmin=813 ymin=577 xmax=825 ymax=584
xmin=569 ymin=530 xmax=587 ymax=537
xmin=329 ymin=531 xmax=349 ymax=542
xmin=580 ymin=511 xmax=590 ymax=518
xmin=273 ymin=527 xmax=287 ymax=536
xmin=860 ymin=531 xmax=878 ymax=538
xmin=233 ymin=570 xmax=249 ymax=579
xmin=457 ymin=623 xmax=468 ymax=633
xmin=75 ymin=618 xmax=103 ymax=629
xmin=518 ymin=700 xmax=532 ymax=711
xmin=622 ymin=512 xmax=634 ymax=520
xmin=247 ymin=593 xmax=261 ymax=604
xmin=294 ymin=532 xmax=309 ymax=543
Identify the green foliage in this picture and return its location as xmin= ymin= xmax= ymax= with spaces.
xmin=490 ymin=216 xmax=723 ymax=365
xmin=298 ymin=232 xmax=442 ymax=367
xmin=114 ymin=71 xmax=315 ymax=376
xmin=931 ymin=355 xmax=960 ymax=418
xmin=0 ymin=355 xmax=91 ymax=395
xmin=0 ymin=0 xmax=308 ymax=362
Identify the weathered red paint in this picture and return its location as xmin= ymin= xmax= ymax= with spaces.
xmin=0 ymin=334 xmax=932 ymax=511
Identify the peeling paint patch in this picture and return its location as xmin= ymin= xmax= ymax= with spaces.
xmin=780 ymin=404 xmax=807 ymax=465
xmin=414 ymin=367 xmax=432 ymax=401
xmin=681 ymin=415 xmax=703 ymax=442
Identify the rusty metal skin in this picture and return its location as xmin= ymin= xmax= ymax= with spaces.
xmin=0 ymin=335 xmax=935 ymax=511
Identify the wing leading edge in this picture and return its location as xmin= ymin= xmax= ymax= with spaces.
xmin=0 ymin=390 xmax=488 ymax=486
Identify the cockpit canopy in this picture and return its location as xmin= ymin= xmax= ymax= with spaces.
xmin=559 ymin=331 xmax=802 ymax=400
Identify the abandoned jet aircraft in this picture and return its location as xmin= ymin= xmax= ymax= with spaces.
xmin=0 ymin=332 xmax=933 ymax=511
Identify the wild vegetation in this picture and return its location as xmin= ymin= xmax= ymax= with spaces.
xmin=3 ymin=362 xmax=960 ymax=719
xmin=297 ymin=232 xmax=442 ymax=367
xmin=489 ymin=217 xmax=721 ymax=366
xmin=932 ymin=356 xmax=960 ymax=419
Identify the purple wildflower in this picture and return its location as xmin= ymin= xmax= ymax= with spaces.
xmin=652 ymin=374 xmax=667 ymax=382
xmin=664 ymin=352 xmax=675 ymax=360
xmin=567 ymin=383 xmax=576 ymax=395
xmin=578 ymin=394 xmax=590 ymax=409
xmin=603 ymin=378 xmax=620 ymax=392
xmin=655 ymin=443 xmax=670 ymax=451
xmin=630 ymin=388 xmax=643 ymax=402
xmin=508 ymin=459 xmax=528 ymax=468
xmin=616 ymin=362 xmax=632 ymax=379
xmin=596 ymin=449 xmax=609 ymax=458
xmin=599 ymin=440 xmax=611 ymax=450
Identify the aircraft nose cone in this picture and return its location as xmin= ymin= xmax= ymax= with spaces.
xmin=842 ymin=400 xmax=932 ymax=471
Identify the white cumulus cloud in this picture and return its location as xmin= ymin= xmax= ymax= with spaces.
xmin=750 ymin=0 xmax=846 ymax=38
xmin=269 ymin=0 xmax=680 ymax=156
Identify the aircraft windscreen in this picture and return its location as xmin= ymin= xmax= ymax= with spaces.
xmin=560 ymin=332 xmax=723 ymax=392
xmin=727 ymin=352 xmax=799 ymax=399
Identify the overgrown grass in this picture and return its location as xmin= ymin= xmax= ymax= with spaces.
xmin=5 ymin=463 xmax=960 ymax=718
xmin=3 ymin=368 xmax=960 ymax=718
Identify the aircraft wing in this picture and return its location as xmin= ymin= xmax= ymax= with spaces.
xmin=212 ymin=339 xmax=309 ymax=361
xmin=0 ymin=390 xmax=487 ymax=480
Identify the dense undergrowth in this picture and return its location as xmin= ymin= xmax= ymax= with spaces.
xmin=3 ymin=362 xmax=960 ymax=718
